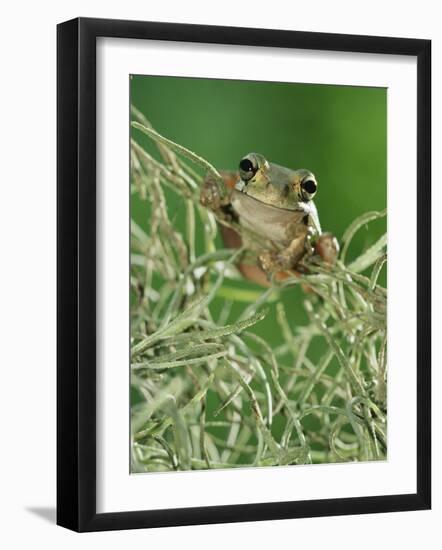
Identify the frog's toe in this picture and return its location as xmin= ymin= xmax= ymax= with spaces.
xmin=200 ymin=175 xmax=222 ymax=210
xmin=315 ymin=233 xmax=340 ymax=265
xmin=258 ymin=250 xmax=297 ymax=275
xmin=304 ymin=230 xmax=315 ymax=256
xmin=257 ymin=251 xmax=278 ymax=275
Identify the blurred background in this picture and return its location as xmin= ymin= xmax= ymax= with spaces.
xmin=131 ymin=75 xmax=386 ymax=337
xmin=130 ymin=75 xmax=387 ymax=462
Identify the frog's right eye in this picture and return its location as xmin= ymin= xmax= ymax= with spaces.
xmin=300 ymin=177 xmax=318 ymax=201
xmin=240 ymin=159 xmax=254 ymax=172
xmin=239 ymin=156 xmax=258 ymax=181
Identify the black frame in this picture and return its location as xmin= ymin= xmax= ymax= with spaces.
xmin=57 ymin=17 xmax=431 ymax=532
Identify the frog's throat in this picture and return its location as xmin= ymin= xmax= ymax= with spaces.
xmin=231 ymin=189 xmax=315 ymax=247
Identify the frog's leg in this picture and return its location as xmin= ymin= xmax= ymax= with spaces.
xmin=314 ymin=232 xmax=340 ymax=265
xmin=200 ymin=171 xmax=237 ymax=214
xmin=200 ymin=171 xmax=245 ymax=254
xmin=258 ymin=223 xmax=309 ymax=275
xmin=258 ymin=228 xmax=339 ymax=277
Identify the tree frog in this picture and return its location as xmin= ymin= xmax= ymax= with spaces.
xmin=200 ymin=153 xmax=339 ymax=285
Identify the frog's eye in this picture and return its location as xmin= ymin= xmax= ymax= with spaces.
xmin=239 ymin=156 xmax=258 ymax=182
xmin=301 ymin=177 xmax=317 ymax=201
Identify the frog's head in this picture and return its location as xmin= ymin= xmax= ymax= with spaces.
xmin=237 ymin=153 xmax=318 ymax=209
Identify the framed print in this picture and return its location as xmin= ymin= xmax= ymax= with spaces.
xmin=57 ymin=17 xmax=431 ymax=532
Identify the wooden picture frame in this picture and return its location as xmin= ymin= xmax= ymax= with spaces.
xmin=57 ymin=17 xmax=431 ymax=532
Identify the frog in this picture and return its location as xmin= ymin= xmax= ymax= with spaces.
xmin=200 ymin=152 xmax=339 ymax=285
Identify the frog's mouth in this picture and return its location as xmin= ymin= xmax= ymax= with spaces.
xmin=233 ymin=180 xmax=308 ymax=212
xmin=232 ymin=187 xmax=309 ymax=214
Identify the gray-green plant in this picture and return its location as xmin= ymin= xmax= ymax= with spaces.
xmin=130 ymin=106 xmax=387 ymax=473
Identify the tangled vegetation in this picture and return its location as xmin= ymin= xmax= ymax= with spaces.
xmin=130 ymin=106 xmax=387 ymax=473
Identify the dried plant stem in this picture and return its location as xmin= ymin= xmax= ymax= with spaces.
xmin=130 ymin=112 xmax=387 ymax=472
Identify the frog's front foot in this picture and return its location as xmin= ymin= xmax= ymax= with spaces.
xmin=200 ymin=174 xmax=224 ymax=211
xmin=314 ymin=233 xmax=340 ymax=265
xmin=200 ymin=171 xmax=237 ymax=213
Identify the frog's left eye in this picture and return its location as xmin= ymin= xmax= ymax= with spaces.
xmin=239 ymin=155 xmax=259 ymax=182
xmin=301 ymin=177 xmax=317 ymax=201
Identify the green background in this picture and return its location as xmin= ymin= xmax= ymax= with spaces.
xmin=131 ymin=75 xmax=386 ymax=343
xmin=130 ymin=76 xmax=387 ymax=463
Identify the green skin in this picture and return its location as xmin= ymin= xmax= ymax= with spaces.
xmin=201 ymin=153 xmax=337 ymax=274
